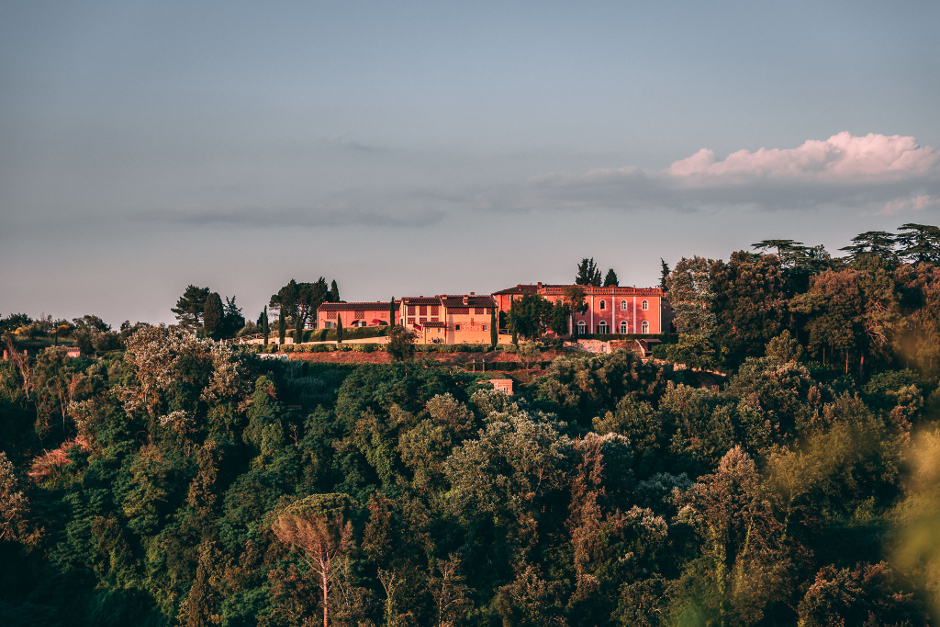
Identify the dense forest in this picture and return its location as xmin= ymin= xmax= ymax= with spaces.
xmin=4 ymin=224 xmax=940 ymax=626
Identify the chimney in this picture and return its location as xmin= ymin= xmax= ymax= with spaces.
xmin=537 ymin=282 xmax=542 ymax=289
xmin=463 ymin=296 xmax=468 ymax=305
xmin=470 ymin=291 xmax=475 ymax=296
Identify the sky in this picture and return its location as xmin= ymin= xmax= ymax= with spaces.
xmin=2 ymin=0 xmax=939 ymax=326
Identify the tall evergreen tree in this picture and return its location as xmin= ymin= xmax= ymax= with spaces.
xmin=389 ymin=297 xmax=397 ymax=327
xmin=278 ymin=313 xmax=286 ymax=345
xmin=510 ymin=299 xmax=518 ymax=345
xmin=897 ymin=223 xmax=940 ymax=264
xmin=603 ymin=268 xmax=619 ymax=287
xmin=575 ymin=258 xmax=602 ymax=286
xmin=262 ymin=306 xmax=269 ymax=346
xmin=222 ymin=296 xmax=245 ymax=337
xmin=331 ymin=280 xmax=341 ymax=303
xmin=336 ymin=312 xmax=344 ymax=344
xmin=660 ymin=258 xmax=671 ymax=291
xmin=490 ymin=307 xmax=498 ymax=349
xmin=203 ymin=292 xmax=224 ymax=338
xmin=294 ymin=313 xmax=304 ymax=345
xmin=840 ymin=231 xmax=897 ymax=265
xmin=172 ymin=285 xmax=211 ymax=331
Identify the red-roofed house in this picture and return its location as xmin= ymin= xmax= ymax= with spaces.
xmin=399 ymin=294 xmax=496 ymax=344
xmin=316 ymin=301 xmax=398 ymax=330
xmin=492 ymin=283 xmax=664 ymax=336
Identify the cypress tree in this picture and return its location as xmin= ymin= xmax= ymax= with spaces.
xmin=490 ymin=306 xmax=498 ymax=349
xmin=336 ymin=313 xmax=344 ymax=344
xmin=389 ymin=297 xmax=396 ymax=327
xmin=510 ymin=298 xmax=518 ymax=346
xmin=203 ymin=292 xmax=224 ymax=338
xmin=278 ymin=313 xmax=286 ymax=345
xmin=262 ymin=307 xmax=269 ymax=346
xmin=294 ymin=314 xmax=304 ymax=346
xmin=330 ymin=280 xmax=341 ymax=303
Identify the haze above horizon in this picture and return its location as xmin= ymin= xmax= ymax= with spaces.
xmin=2 ymin=1 xmax=939 ymax=326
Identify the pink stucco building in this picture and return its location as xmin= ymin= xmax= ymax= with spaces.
xmin=492 ymin=283 xmax=664 ymax=336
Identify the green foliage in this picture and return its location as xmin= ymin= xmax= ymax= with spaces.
xmin=575 ymin=257 xmax=602 ymax=286
xmin=172 ymin=285 xmax=210 ymax=331
xmin=512 ymin=293 xmax=552 ymax=340
xmin=604 ymin=268 xmax=619 ymax=287
xmin=7 ymin=252 xmax=940 ymax=626
xmin=203 ymin=292 xmax=224 ymax=338
xmin=386 ymin=324 xmax=415 ymax=361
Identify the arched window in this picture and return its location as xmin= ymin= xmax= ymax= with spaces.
xmin=620 ymin=321 xmax=628 ymax=334
xmin=599 ymin=300 xmax=606 ymax=310
xmin=620 ymin=300 xmax=628 ymax=310
xmin=641 ymin=320 xmax=649 ymax=333
xmin=597 ymin=321 xmax=608 ymax=334
xmin=642 ymin=300 xmax=649 ymax=310
xmin=577 ymin=320 xmax=587 ymax=335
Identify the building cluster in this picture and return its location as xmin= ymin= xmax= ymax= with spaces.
xmin=314 ymin=282 xmax=665 ymax=345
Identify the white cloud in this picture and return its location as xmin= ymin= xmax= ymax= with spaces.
xmin=521 ymin=133 xmax=940 ymax=214
xmin=668 ymin=132 xmax=938 ymax=181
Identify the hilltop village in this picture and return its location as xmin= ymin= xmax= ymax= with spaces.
xmin=313 ymin=283 xmax=664 ymax=346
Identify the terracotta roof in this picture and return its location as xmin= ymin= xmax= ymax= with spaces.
xmin=442 ymin=295 xmax=495 ymax=308
xmin=539 ymin=284 xmax=663 ymax=296
xmin=401 ymin=297 xmax=443 ymax=306
xmin=318 ymin=301 xmax=397 ymax=312
xmin=492 ymin=284 xmax=540 ymax=295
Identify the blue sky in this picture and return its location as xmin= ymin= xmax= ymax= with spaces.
xmin=2 ymin=1 xmax=939 ymax=325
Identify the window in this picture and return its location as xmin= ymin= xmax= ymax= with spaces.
xmin=482 ymin=324 xmax=488 ymax=331
xmin=597 ymin=321 xmax=608 ymax=333
xmin=621 ymin=300 xmax=628 ymax=310
xmin=577 ymin=321 xmax=586 ymax=335
xmin=420 ymin=305 xmax=428 ymax=315
xmin=431 ymin=306 xmax=439 ymax=316
xmin=599 ymin=300 xmax=606 ymax=310
xmin=620 ymin=321 xmax=628 ymax=333
xmin=455 ymin=324 xmax=461 ymax=331
xmin=642 ymin=300 xmax=649 ymax=310
xmin=641 ymin=321 xmax=649 ymax=333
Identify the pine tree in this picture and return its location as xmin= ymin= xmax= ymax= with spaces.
xmin=660 ymin=258 xmax=671 ymax=291
xmin=172 ymin=285 xmax=211 ymax=331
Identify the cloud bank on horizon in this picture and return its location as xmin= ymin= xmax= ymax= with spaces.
xmin=138 ymin=132 xmax=940 ymax=228
xmin=528 ymin=132 xmax=940 ymax=216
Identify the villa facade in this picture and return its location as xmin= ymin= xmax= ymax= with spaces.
xmin=492 ymin=283 xmax=664 ymax=336
xmin=399 ymin=293 xmax=496 ymax=344
xmin=316 ymin=301 xmax=397 ymax=330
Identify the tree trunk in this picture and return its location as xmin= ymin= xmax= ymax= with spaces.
xmin=845 ymin=351 xmax=849 ymax=374
xmin=322 ymin=570 xmax=329 ymax=627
